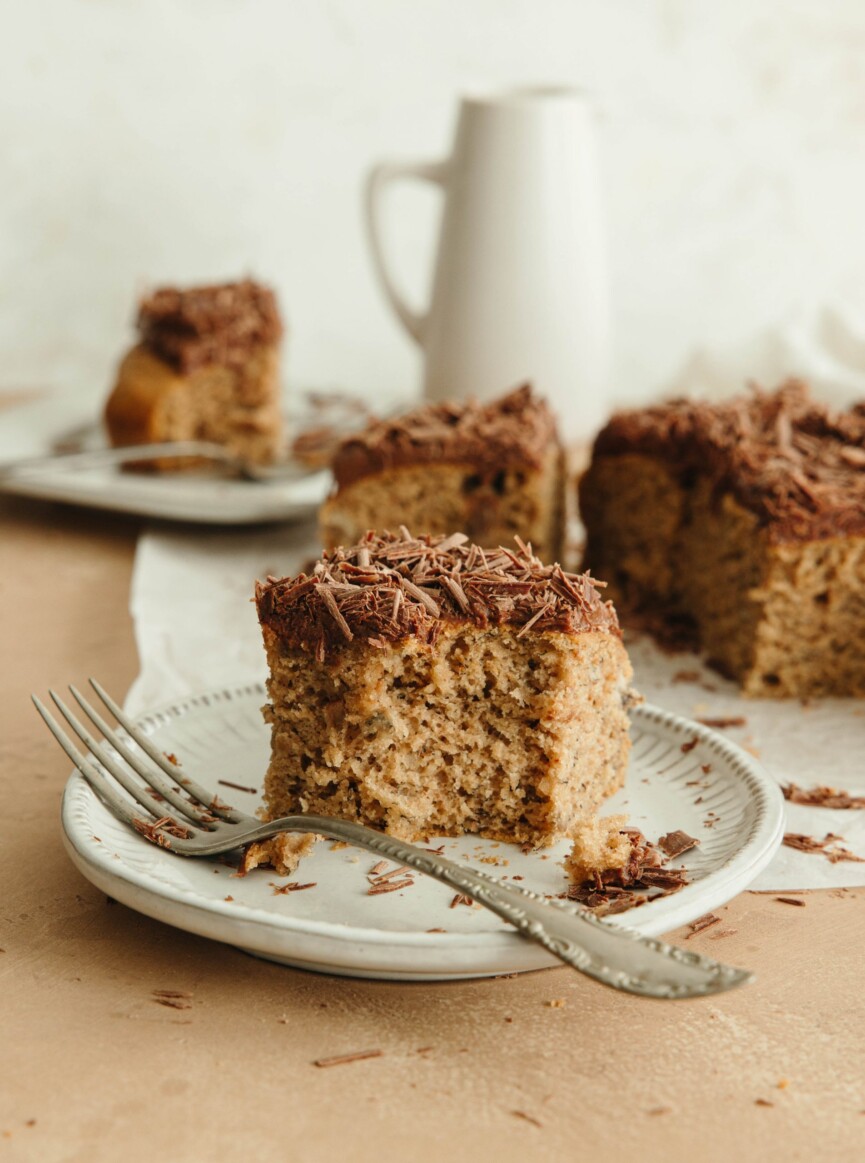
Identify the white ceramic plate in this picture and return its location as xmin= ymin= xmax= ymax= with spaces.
xmin=61 ymin=684 xmax=784 ymax=981
xmin=3 ymin=457 xmax=332 ymax=524
xmin=0 ymin=390 xmax=399 ymax=525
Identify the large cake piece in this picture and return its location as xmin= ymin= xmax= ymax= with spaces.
xmin=255 ymin=531 xmax=636 ymax=847
xmin=105 ymin=279 xmax=284 ymax=465
xmin=319 ymin=385 xmax=565 ymax=562
xmin=580 ymin=381 xmax=865 ymax=697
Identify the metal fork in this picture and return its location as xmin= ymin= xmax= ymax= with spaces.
xmin=1 ymin=442 xmax=318 ymax=484
xmin=33 ymin=680 xmax=752 ymax=999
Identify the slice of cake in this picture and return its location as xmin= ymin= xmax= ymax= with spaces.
xmin=254 ymin=530 xmax=637 ymax=847
xmin=579 ymin=380 xmax=865 ymax=697
xmin=319 ymin=385 xmax=565 ymax=562
xmin=104 ymin=278 xmax=284 ymax=466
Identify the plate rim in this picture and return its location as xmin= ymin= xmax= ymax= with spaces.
xmin=60 ymin=683 xmax=785 ymax=971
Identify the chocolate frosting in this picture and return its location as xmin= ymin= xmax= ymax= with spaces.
xmin=256 ymin=530 xmax=619 ymax=662
xmin=137 ymin=279 xmax=283 ymax=374
xmin=330 ymin=385 xmax=558 ymax=490
xmin=592 ymin=381 xmax=865 ymax=543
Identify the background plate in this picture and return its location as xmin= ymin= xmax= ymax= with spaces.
xmin=61 ymin=684 xmax=784 ymax=981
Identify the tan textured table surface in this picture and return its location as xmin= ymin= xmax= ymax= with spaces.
xmin=2 ymin=495 xmax=863 ymax=1163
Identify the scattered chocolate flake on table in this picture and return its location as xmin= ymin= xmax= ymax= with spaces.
xmin=224 ymin=895 xmax=234 ymax=902
xmin=313 ymin=1049 xmax=383 ymax=1068
xmin=217 ymin=779 xmax=258 ymax=794
xmin=755 ymin=1098 xmax=775 ymax=1108
xmin=510 ymin=1111 xmax=542 ymax=1129
xmin=681 ymin=737 xmax=699 ymax=753
xmin=697 ymin=716 xmax=747 ymax=729
xmin=426 ymin=927 xmax=447 ymax=933
xmin=658 ymin=830 xmax=700 ymax=858
xmin=775 ymin=896 xmax=807 ymax=907
xmin=672 ymin=670 xmax=701 ymax=684
xmin=423 ymin=844 xmax=446 ymax=855
xmin=151 ymin=989 xmax=192 ymax=1010
xmin=782 ymin=832 xmax=865 ymax=863
xmin=271 ymin=881 xmax=317 ymax=894
xmin=782 ymin=783 xmax=865 ymax=809
xmin=163 ymin=752 xmax=180 ymax=766
xmin=701 ymin=763 xmax=713 ymax=774
xmin=685 ymin=913 xmax=721 ymax=938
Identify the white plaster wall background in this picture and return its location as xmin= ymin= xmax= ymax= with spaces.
xmin=4 ymin=0 xmax=865 ymax=414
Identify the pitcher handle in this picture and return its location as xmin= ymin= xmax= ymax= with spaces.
xmin=364 ymin=159 xmax=449 ymax=345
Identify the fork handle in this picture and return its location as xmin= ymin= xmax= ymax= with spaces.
xmin=241 ymin=815 xmax=750 ymax=999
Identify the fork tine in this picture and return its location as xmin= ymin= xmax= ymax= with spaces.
xmin=49 ymin=690 xmax=207 ymax=832
xmin=67 ymin=685 xmax=217 ymax=828
xmin=88 ymin=679 xmax=241 ymax=822
xmin=33 ymin=695 xmax=154 ymax=834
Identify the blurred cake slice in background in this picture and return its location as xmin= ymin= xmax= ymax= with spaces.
xmin=580 ymin=380 xmax=865 ymax=698
xmin=104 ymin=278 xmax=284 ymax=466
xmin=319 ymin=385 xmax=565 ymax=562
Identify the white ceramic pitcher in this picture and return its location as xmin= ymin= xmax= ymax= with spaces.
xmin=365 ymin=86 xmax=610 ymax=441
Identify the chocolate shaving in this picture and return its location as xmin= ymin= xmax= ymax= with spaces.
xmin=313 ymin=1049 xmax=383 ymax=1068
xmin=565 ymin=829 xmax=690 ymax=914
xmin=697 ymin=716 xmax=747 ymax=729
xmin=775 ymin=896 xmax=806 ymax=907
xmin=450 ymin=894 xmax=475 ymax=908
xmin=510 ymin=1111 xmax=542 ymax=1128
xmin=217 ymin=779 xmax=258 ymax=794
xmin=680 ymin=737 xmax=699 ymax=753
xmin=782 ymin=783 xmax=865 ymax=809
xmin=782 ymin=832 xmax=865 ymax=863
xmin=657 ymin=830 xmax=700 ymax=858
xmin=272 ymin=881 xmax=317 ymax=894
xmin=685 ymin=913 xmax=721 ymax=938
xmin=133 ymin=815 xmax=191 ymax=847
xmin=152 ymin=989 xmax=192 ymax=1010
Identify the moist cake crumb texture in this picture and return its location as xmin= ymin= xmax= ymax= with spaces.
xmin=320 ymin=385 xmax=566 ymax=562
xmin=255 ymin=531 xmax=637 ymax=847
xmin=580 ymin=380 xmax=865 ymax=698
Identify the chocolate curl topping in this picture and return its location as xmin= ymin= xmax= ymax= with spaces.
xmin=593 ymin=380 xmax=865 ymax=543
xmin=256 ymin=530 xmax=619 ymax=659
